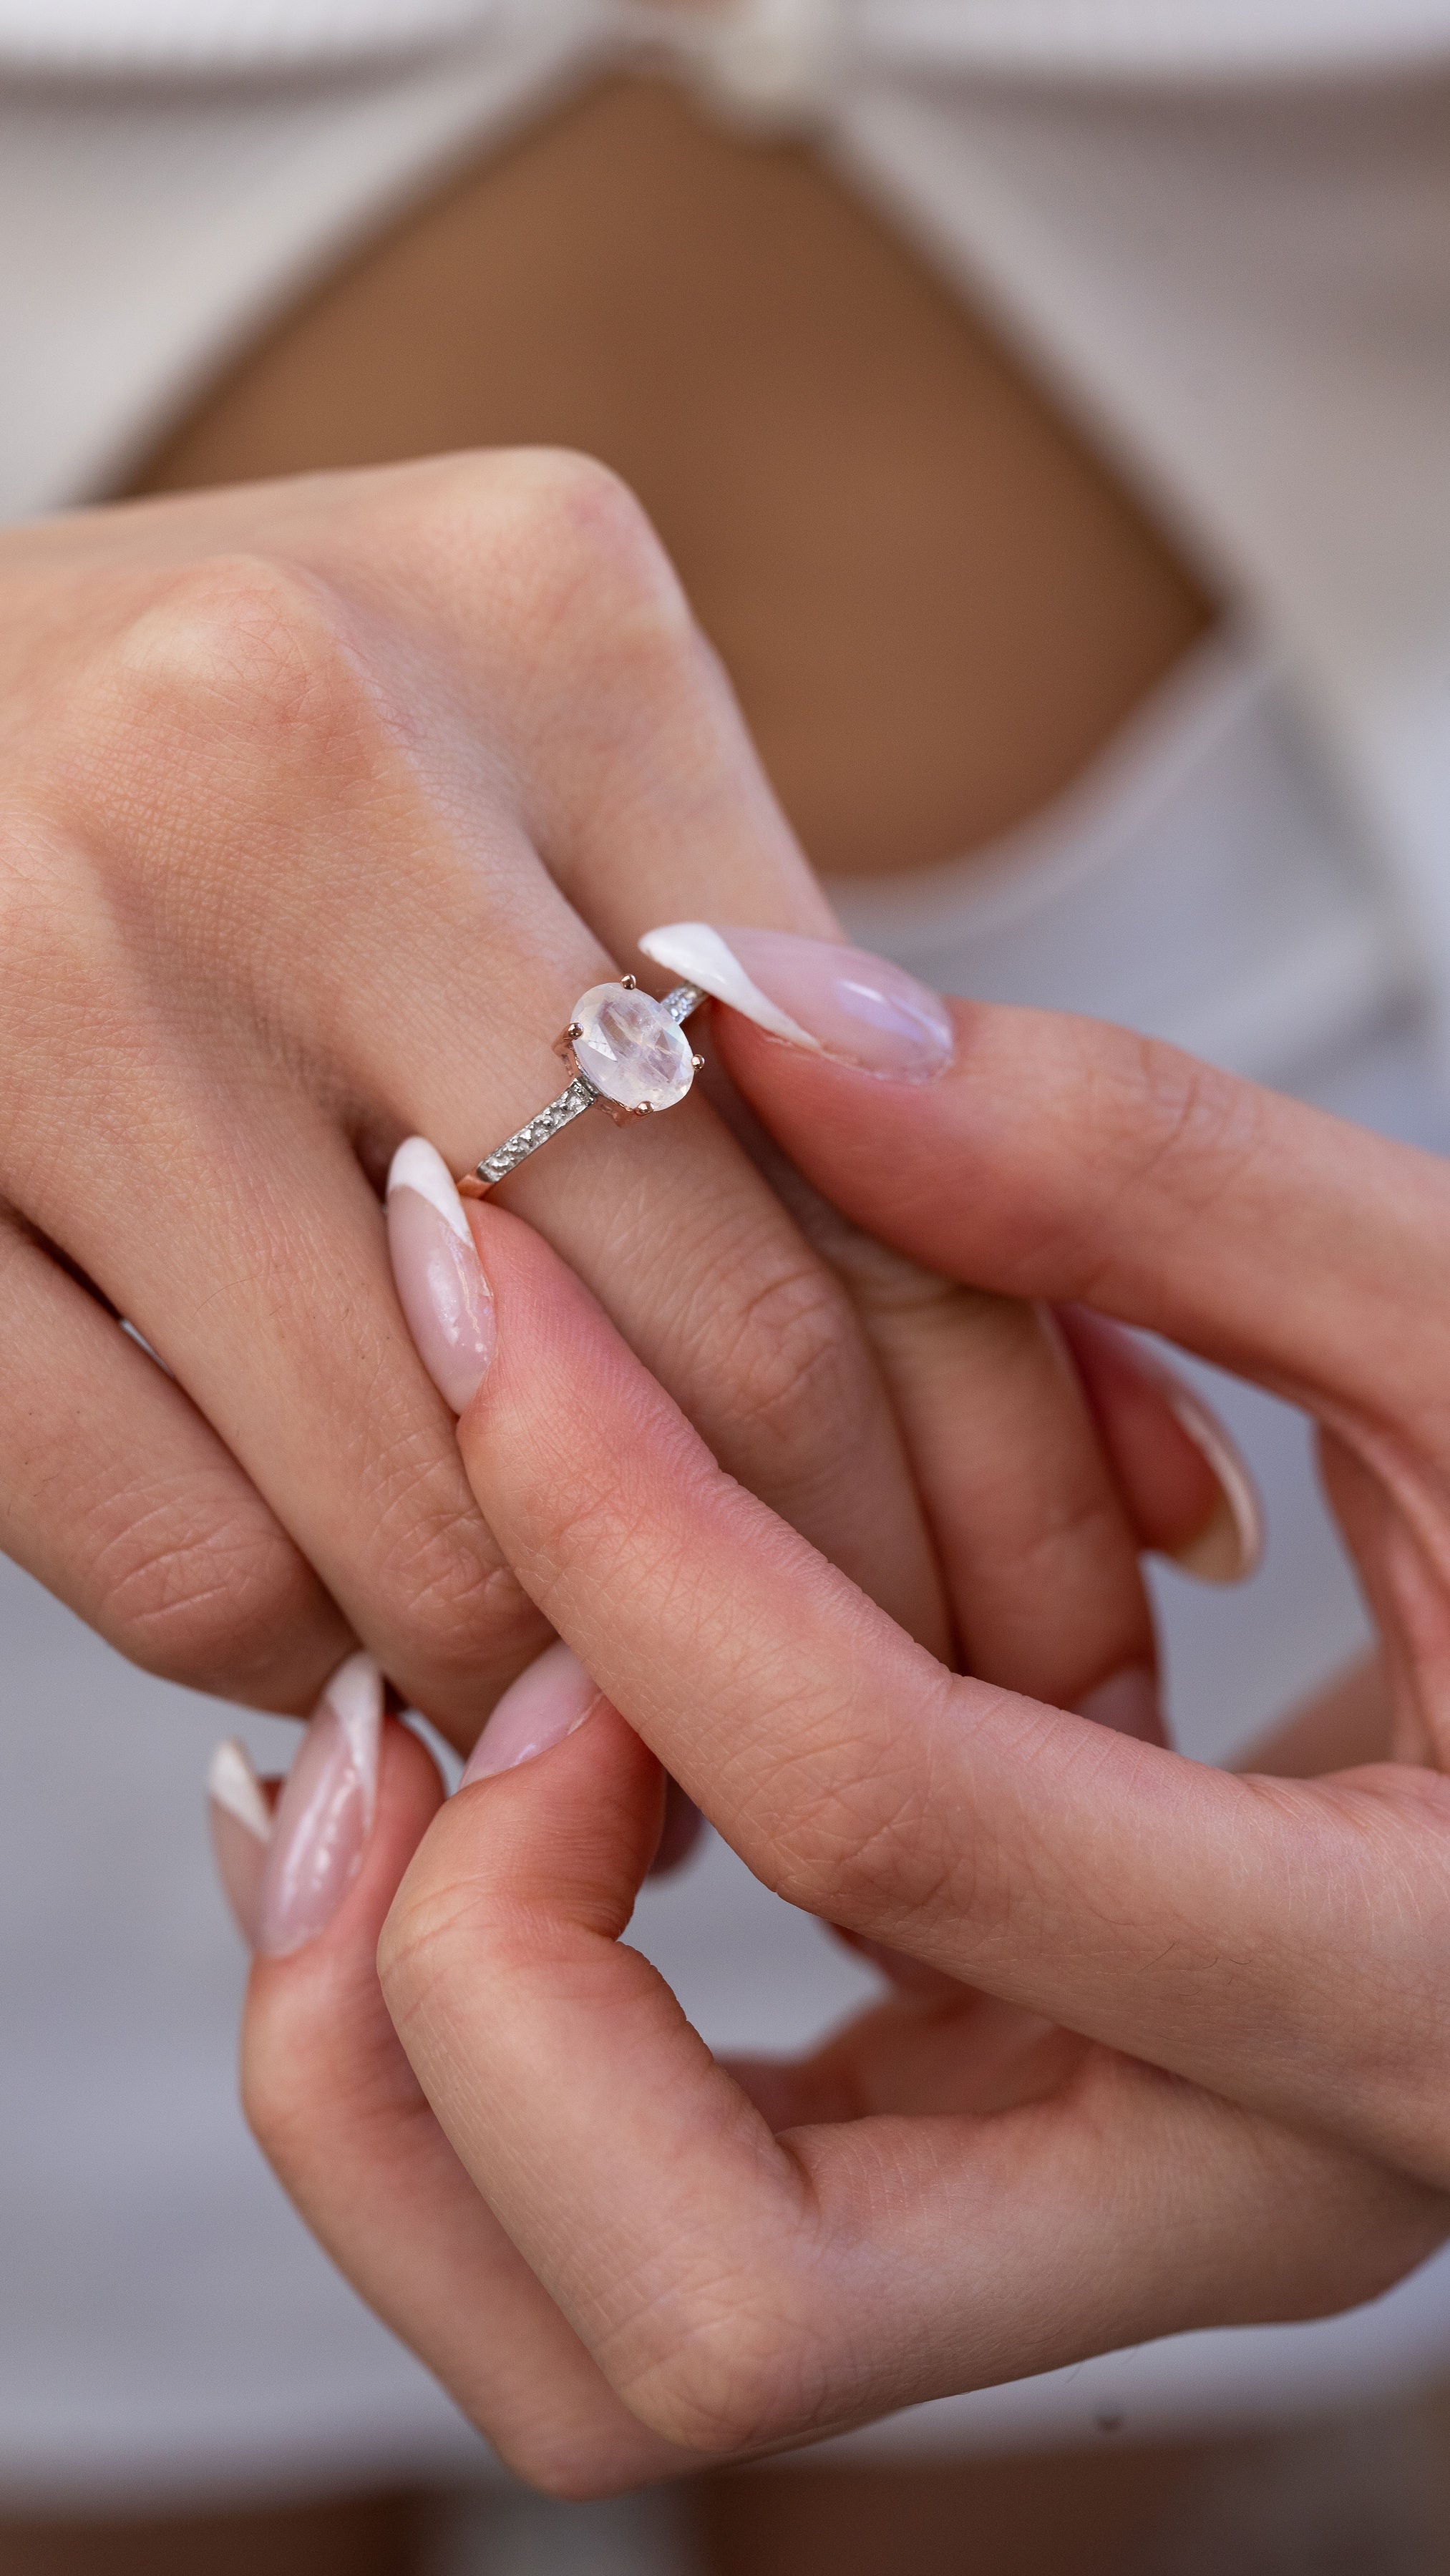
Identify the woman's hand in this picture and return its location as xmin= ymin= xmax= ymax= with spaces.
xmin=240 ymin=952 xmax=1450 ymax=2490
xmin=1 ymin=462 xmax=1205 ymax=1743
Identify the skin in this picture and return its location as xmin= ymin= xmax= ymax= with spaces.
xmin=6 ymin=53 xmax=1247 ymax=2575
xmin=242 ymin=995 xmax=1450 ymax=2493
xmin=0 ymin=452 xmax=1195 ymax=1755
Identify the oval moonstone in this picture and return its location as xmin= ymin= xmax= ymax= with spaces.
xmin=570 ymin=982 xmax=696 ymax=1112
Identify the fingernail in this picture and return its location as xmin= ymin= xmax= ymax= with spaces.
xmin=1076 ymin=1667 xmax=1161 ymax=1742
xmin=386 ymin=1136 xmax=495 ymax=1415
xmin=207 ymin=1737 xmax=272 ymax=1948
xmin=638 ymin=923 xmax=955 ymax=1081
xmin=460 ymin=1639 xmax=600 ymax=1785
xmin=1162 ymin=1385 xmax=1262 ymax=1584
xmin=256 ymin=1653 xmax=383 ymax=1958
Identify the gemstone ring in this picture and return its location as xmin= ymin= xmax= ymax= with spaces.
xmin=457 ymin=975 xmax=706 ymax=1196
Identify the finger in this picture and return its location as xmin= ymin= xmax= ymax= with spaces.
xmin=453 ymin=1209 xmax=1450 ymax=2184
xmin=240 ymin=1709 xmax=691 ymax=2496
xmin=489 ymin=553 xmax=1159 ymax=1709
xmin=687 ymin=939 xmax=1450 ymax=1435
xmin=851 ymin=1277 xmax=1161 ymax=1724
xmin=381 ymin=945 xmax=950 ymax=1667
xmin=291 ymin=459 xmax=951 ymax=1654
xmin=1314 ymin=1423 xmax=1450 ymax=1771
xmin=382 ymin=1650 xmax=1447 ymax=2457
xmin=6 ymin=662 xmax=557 ymax=1738
xmin=1056 ymin=1306 xmax=1261 ymax=1584
xmin=736 ymin=1133 xmax=1162 ymax=1723
xmin=382 ymin=1693 xmax=827 ymax=2454
xmin=32 ymin=535 xmax=950 ymax=1750
xmin=0 ymin=1208 xmax=349 ymax=1709
xmin=18 ymin=1041 xmax=556 ymax=1738
xmin=650 ymin=1777 xmax=705 ymax=1878
xmin=684 ymin=1042 xmax=1256 ymax=1602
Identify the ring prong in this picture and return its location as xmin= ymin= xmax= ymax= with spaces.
xmin=621 ymin=973 xmax=638 ymax=990
xmin=691 ymin=1053 xmax=705 ymax=1071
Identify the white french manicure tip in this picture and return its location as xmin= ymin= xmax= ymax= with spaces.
xmin=638 ymin=922 xmax=822 ymax=1053
xmin=386 ymin=1136 xmax=470 ymax=1240
xmin=206 ymin=1737 xmax=271 ymax=1842
xmin=323 ymin=1651 xmax=385 ymax=1781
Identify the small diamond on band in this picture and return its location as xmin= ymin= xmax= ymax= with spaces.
xmin=464 ymin=980 xmax=706 ymax=1194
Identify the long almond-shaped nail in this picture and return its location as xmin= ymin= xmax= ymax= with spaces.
xmin=1162 ymin=1383 xmax=1263 ymax=1584
xmin=208 ymin=1738 xmax=272 ymax=1948
xmin=639 ymin=922 xmax=955 ymax=1080
xmin=461 ymin=1640 xmax=600 ymax=1785
xmin=1076 ymin=1667 xmax=1162 ymax=1742
xmin=386 ymin=1136 xmax=495 ymax=1415
xmin=256 ymin=1653 xmax=383 ymax=1958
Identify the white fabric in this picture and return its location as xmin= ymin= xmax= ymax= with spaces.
xmin=0 ymin=0 xmax=490 ymax=69
xmin=5 ymin=0 xmax=1450 ymax=80
xmin=4 ymin=0 xmax=1450 ymax=2496
xmin=835 ymin=633 xmax=1412 ymax=1091
xmin=4 ymin=6 xmax=1450 ymax=1050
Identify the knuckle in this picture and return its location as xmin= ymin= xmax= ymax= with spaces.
xmin=9 ymin=554 xmax=404 ymax=977
xmin=504 ymin=447 xmax=680 ymax=590
xmin=751 ymin=1657 xmax=966 ymax=1931
xmin=1107 ymin=1032 xmax=1262 ymax=1221
xmin=965 ymin=1476 xmax=1128 ymax=1604
xmin=1 ymin=551 xmax=409 ymax=1060
xmin=701 ymin=1243 xmax=867 ymax=1485
xmin=375 ymin=1867 xmax=487 ymax=2028
xmin=797 ymin=1762 xmax=956 ymax=1931
xmin=618 ymin=2281 xmax=828 ymax=2458
xmin=481 ymin=2431 xmax=648 ymax=2507
xmin=693 ymin=1640 xmax=958 ymax=1932
xmin=476 ymin=448 xmax=696 ymax=678
xmin=108 ymin=552 xmax=381 ymax=775
xmin=364 ymin=1447 xmax=548 ymax=1694
xmin=87 ymin=1475 xmax=323 ymax=1697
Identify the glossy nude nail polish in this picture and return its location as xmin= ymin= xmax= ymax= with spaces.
xmin=1162 ymin=1382 xmax=1263 ymax=1584
xmin=639 ymin=922 xmax=955 ymax=1080
xmin=207 ymin=1738 xmax=272 ymax=1948
xmin=386 ymin=1136 xmax=495 ymax=1415
xmin=461 ymin=1640 xmax=600 ymax=1783
xmin=256 ymin=1653 xmax=383 ymax=1958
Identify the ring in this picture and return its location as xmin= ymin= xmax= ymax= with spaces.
xmin=458 ymin=976 xmax=706 ymax=1196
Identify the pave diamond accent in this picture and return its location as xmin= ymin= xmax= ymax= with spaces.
xmin=477 ymin=1077 xmax=595 ymax=1186
xmin=661 ymin=982 xmax=704 ymax=1023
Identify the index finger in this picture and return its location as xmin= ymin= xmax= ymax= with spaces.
xmin=454 ymin=1208 xmax=1450 ymax=2190
xmin=705 ymin=972 xmax=1450 ymax=1431
xmin=379 ymin=1634 xmax=1445 ymax=2460
xmin=229 ymin=1652 xmax=1437 ymax=2484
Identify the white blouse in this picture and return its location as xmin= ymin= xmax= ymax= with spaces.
xmin=4 ymin=0 xmax=1450 ymax=1041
